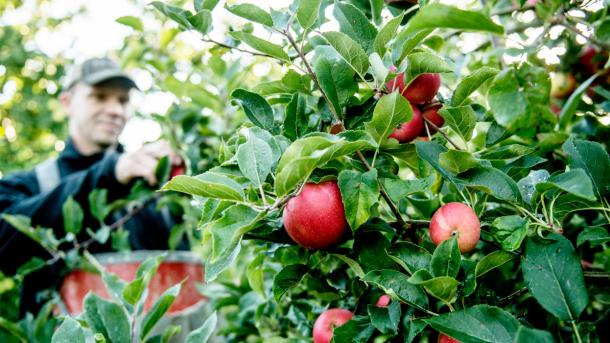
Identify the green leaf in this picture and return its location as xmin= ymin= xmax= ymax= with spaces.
xmin=198 ymin=0 xmax=220 ymax=11
xmin=430 ymin=236 xmax=461 ymax=278
xmin=425 ymin=305 xmax=520 ymax=343
xmin=333 ymin=1 xmax=378 ymax=53
xmin=51 ymin=317 xmax=85 ymax=343
xmin=225 ymin=3 xmax=273 ymax=26
xmin=438 ymin=105 xmax=477 ymax=142
xmin=364 ymin=91 xmax=412 ymax=146
xmin=404 ymin=52 xmax=452 ymax=84
xmin=140 ymin=283 xmax=182 ymax=340
xmin=204 ymin=205 xmax=262 ymax=282
xmin=123 ymin=255 xmax=163 ymax=307
xmin=313 ymin=50 xmax=358 ymax=116
xmin=231 ymin=88 xmax=275 ymax=131
xmin=362 ymin=269 xmax=428 ymax=311
xmin=62 ymin=196 xmax=84 ymax=235
xmin=387 ymin=241 xmax=432 ymax=274
xmin=563 ymin=137 xmax=610 ymax=198
xmin=229 ymin=31 xmax=290 ymax=62
xmin=488 ymin=68 xmax=528 ymax=129
xmin=297 ymin=0 xmax=322 ymax=29
xmin=236 ymin=133 xmax=274 ymax=187
xmin=162 ymin=172 xmax=244 ymax=201
xmin=338 ymin=169 xmax=380 ymax=231
xmin=116 ymin=16 xmax=144 ymax=31
xmin=491 ymin=215 xmax=528 ymax=251
xmin=404 ymin=4 xmax=504 ymax=34
xmin=514 ymin=326 xmax=555 ymax=343
xmin=188 ymin=10 xmax=212 ymax=35
xmin=452 ymin=67 xmax=499 ymax=106
xmin=331 ymin=316 xmax=375 ymax=343
xmin=89 ymin=189 xmax=109 ymax=222
xmin=333 ymin=254 xmax=365 ymax=278
xmin=151 ymin=2 xmax=193 ymax=30
xmin=274 ymin=131 xmax=376 ymax=197
xmin=536 ymin=169 xmax=596 ymax=201
xmin=381 ymin=176 xmax=433 ymax=203
xmin=368 ymin=300 xmax=400 ymax=334
xmin=185 ymin=312 xmax=217 ymax=343
xmin=559 ymin=73 xmax=599 ymax=128
xmin=321 ymin=31 xmax=369 ymax=76
xmin=522 ymin=234 xmax=589 ymax=321
xmin=475 ymin=250 xmax=515 ymax=278
xmin=246 ymin=255 xmax=266 ymax=298
xmin=273 ymin=264 xmax=309 ymax=302
xmin=0 ymin=317 xmax=28 ymax=343
xmin=577 ymin=227 xmax=610 ymax=247
xmin=283 ymin=93 xmax=307 ymax=140
xmin=393 ymin=29 xmax=433 ymax=63
xmin=439 ymin=150 xmax=480 ymax=174
xmin=374 ymin=13 xmax=404 ymax=56
xmin=517 ymin=169 xmax=550 ymax=204
xmin=84 ymin=293 xmax=131 ymax=343
xmin=415 ymin=141 xmax=459 ymax=186
xmin=458 ymin=167 xmax=521 ymax=203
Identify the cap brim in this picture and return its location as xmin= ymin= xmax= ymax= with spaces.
xmin=82 ymin=70 xmax=139 ymax=90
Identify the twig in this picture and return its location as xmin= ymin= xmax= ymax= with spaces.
xmin=79 ymin=194 xmax=161 ymax=250
xmin=491 ymin=3 xmax=536 ymax=16
xmin=422 ymin=116 xmax=463 ymax=151
xmin=281 ymin=29 xmax=341 ymax=122
xmin=201 ymin=37 xmax=273 ymax=58
xmin=498 ymin=287 xmax=528 ymax=306
xmin=584 ymin=271 xmax=610 ymax=279
xmin=555 ymin=15 xmax=610 ymax=51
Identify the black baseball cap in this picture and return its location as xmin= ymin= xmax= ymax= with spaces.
xmin=63 ymin=57 xmax=138 ymax=91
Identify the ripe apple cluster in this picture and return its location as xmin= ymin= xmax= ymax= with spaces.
xmin=385 ymin=71 xmax=444 ymax=143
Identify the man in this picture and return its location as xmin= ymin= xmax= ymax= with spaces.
xmin=0 ymin=57 xmax=185 ymax=316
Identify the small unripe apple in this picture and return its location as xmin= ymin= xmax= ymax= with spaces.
xmin=170 ymin=163 xmax=186 ymax=178
xmin=550 ymin=72 xmax=576 ymax=99
xmin=429 ymin=202 xmax=481 ymax=253
xmin=313 ymin=308 xmax=353 ymax=343
xmin=421 ymin=104 xmax=444 ymax=135
xmin=283 ymin=181 xmax=349 ymax=249
xmin=388 ymin=104 xmax=423 ymax=143
xmin=375 ymin=294 xmax=391 ymax=308
xmin=386 ymin=73 xmax=441 ymax=105
xmin=438 ymin=333 xmax=461 ymax=343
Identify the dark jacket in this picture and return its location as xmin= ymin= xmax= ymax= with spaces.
xmin=0 ymin=139 xmax=185 ymax=316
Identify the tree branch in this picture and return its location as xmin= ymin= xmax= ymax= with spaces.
xmin=422 ymin=116 xmax=463 ymax=151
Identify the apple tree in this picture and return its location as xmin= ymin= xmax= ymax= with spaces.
xmin=144 ymin=0 xmax=610 ymax=342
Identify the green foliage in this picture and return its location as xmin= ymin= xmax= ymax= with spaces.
xmin=2 ymin=0 xmax=610 ymax=342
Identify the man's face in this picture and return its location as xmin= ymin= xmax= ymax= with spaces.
xmin=62 ymin=82 xmax=131 ymax=151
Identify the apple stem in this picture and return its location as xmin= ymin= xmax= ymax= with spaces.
xmin=422 ymin=116 xmax=463 ymax=151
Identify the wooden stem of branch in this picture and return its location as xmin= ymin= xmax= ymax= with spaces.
xmin=491 ymin=3 xmax=536 ymax=16
xmin=282 ymin=29 xmax=341 ymax=122
xmin=556 ymin=15 xmax=610 ymax=51
xmin=498 ymin=287 xmax=528 ymax=306
xmin=201 ymin=37 xmax=273 ymax=58
xmin=422 ymin=116 xmax=463 ymax=151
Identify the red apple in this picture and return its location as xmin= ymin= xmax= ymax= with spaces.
xmin=429 ymin=202 xmax=481 ymax=253
xmin=386 ymin=72 xmax=441 ymax=104
xmin=438 ymin=333 xmax=461 ymax=343
xmin=550 ymin=72 xmax=576 ymax=99
xmin=421 ymin=104 xmax=444 ymax=135
xmin=283 ymin=181 xmax=349 ymax=249
xmin=579 ymin=46 xmax=608 ymax=76
xmin=375 ymin=294 xmax=391 ymax=308
xmin=170 ymin=163 xmax=186 ymax=178
xmin=388 ymin=104 xmax=423 ymax=143
xmin=313 ymin=308 xmax=353 ymax=343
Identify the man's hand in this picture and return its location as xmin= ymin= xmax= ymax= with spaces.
xmin=115 ymin=140 xmax=182 ymax=186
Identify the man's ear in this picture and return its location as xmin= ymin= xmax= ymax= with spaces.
xmin=59 ymin=90 xmax=71 ymax=115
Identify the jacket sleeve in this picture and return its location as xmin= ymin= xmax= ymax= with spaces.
xmin=0 ymin=151 xmax=130 ymax=275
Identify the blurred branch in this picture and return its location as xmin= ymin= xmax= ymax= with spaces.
xmin=491 ymin=4 xmax=536 ymax=16
xmin=555 ymin=15 xmax=610 ymax=51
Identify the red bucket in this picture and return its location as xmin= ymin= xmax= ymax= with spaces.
xmin=59 ymin=251 xmax=206 ymax=315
